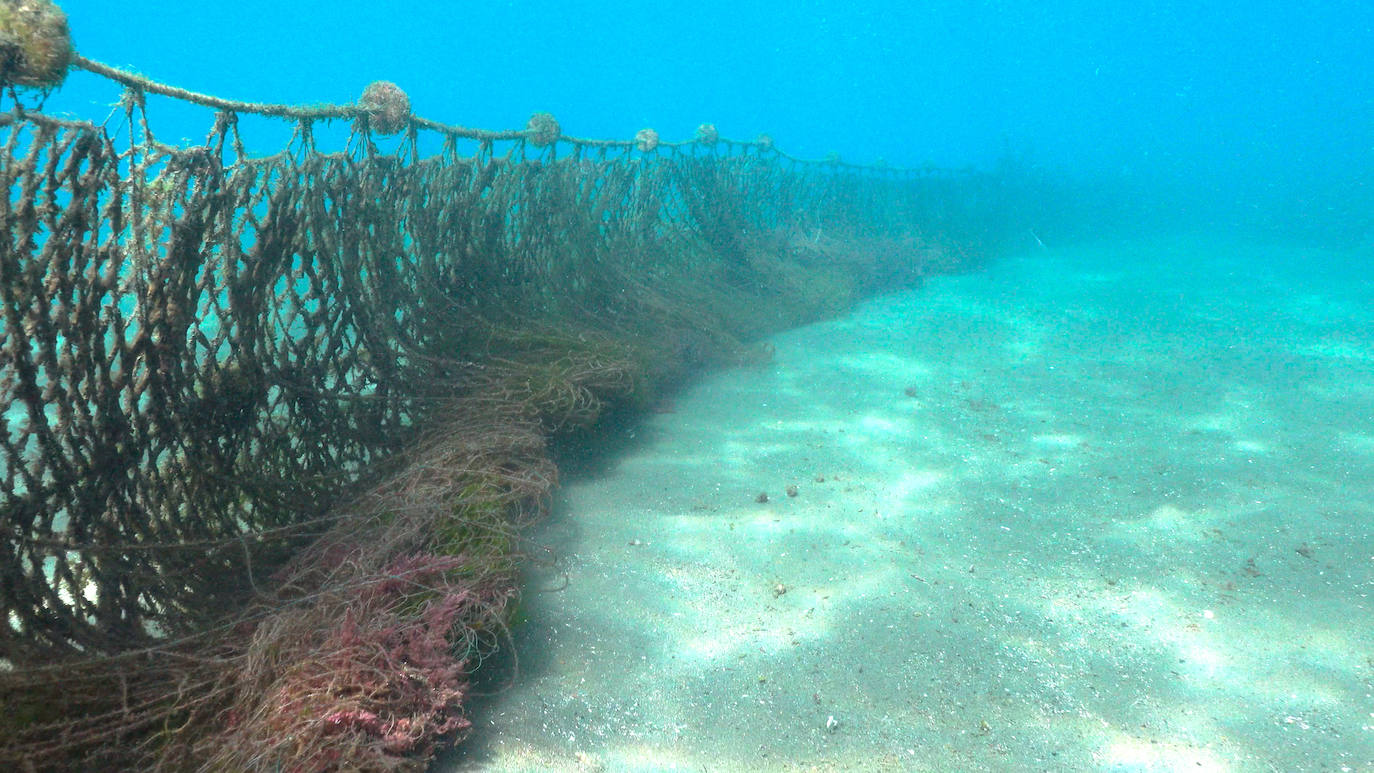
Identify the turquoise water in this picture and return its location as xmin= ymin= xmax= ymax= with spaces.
xmin=21 ymin=1 xmax=1374 ymax=769
xmin=439 ymin=237 xmax=1373 ymax=771
xmin=47 ymin=0 xmax=1374 ymax=241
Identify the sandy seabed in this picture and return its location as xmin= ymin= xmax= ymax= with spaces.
xmin=439 ymin=236 xmax=1374 ymax=772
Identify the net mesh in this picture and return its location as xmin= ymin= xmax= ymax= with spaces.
xmin=1 ymin=49 xmax=1016 ymax=770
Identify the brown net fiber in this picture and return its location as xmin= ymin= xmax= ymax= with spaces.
xmin=1 ymin=32 xmax=1025 ymax=771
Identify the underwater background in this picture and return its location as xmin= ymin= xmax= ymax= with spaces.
xmin=31 ymin=1 xmax=1374 ymax=770
xmin=50 ymin=0 xmax=1374 ymax=246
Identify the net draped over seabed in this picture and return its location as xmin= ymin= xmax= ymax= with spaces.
xmin=0 ymin=47 xmax=1026 ymax=770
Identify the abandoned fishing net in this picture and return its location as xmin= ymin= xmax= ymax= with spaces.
xmin=0 ymin=4 xmax=1019 ymax=768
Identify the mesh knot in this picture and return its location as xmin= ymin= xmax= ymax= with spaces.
xmin=525 ymin=112 xmax=560 ymax=147
xmin=358 ymin=81 xmax=411 ymax=136
xmin=755 ymin=133 xmax=774 ymax=152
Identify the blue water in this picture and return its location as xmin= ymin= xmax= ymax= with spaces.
xmin=47 ymin=0 xmax=1374 ymax=244
xmin=29 ymin=2 xmax=1374 ymax=769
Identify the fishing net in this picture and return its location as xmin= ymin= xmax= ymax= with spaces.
xmin=1 ymin=4 xmax=1021 ymax=768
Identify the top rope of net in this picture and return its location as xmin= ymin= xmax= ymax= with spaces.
xmin=62 ymin=55 xmax=942 ymax=174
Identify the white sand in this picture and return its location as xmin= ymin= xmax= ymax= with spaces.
xmin=438 ymin=237 xmax=1374 ymax=772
